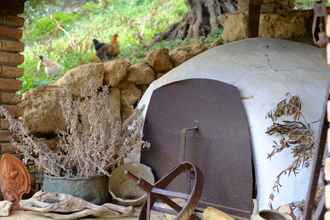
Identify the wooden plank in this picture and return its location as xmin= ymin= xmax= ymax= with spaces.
xmin=248 ymin=0 xmax=261 ymax=38
xmin=0 ymin=130 xmax=11 ymax=142
xmin=0 ymin=142 xmax=16 ymax=154
xmin=0 ymin=39 xmax=24 ymax=52
xmin=327 ymin=15 xmax=330 ymax=38
xmin=303 ymin=115 xmax=329 ymax=219
xmin=0 ymin=15 xmax=24 ymax=28
xmin=0 ymin=92 xmax=20 ymax=104
xmin=328 ymin=43 xmax=330 ymax=66
xmin=314 ymin=195 xmax=326 ymax=220
xmin=326 ymin=185 xmax=330 ymax=209
xmin=0 ymin=1 xmax=26 ymax=15
xmin=326 ymin=158 xmax=330 ymax=181
xmin=0 ymin=65 xmax=23 ymax=78
xmin=327 ymin=101 xmax=330 ymax=121
xmin=0 ymin=78 xmax=21 ymax=92
xmin=0 ymin=25 xmax=22 ymax=40
xmin=325 ymin=211 xmax=330 ymax=220
xmin=0 ymin=119 xmax=9 ymax=129
xmin=0 ymin=51 xmax=24 ymax=65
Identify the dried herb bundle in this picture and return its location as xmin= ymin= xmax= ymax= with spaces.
xmin=266 ymin=93 xmax=315 ymax=206
xmin=0 ymin=85 xmax=149 ymax=178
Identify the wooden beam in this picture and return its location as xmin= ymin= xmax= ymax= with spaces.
xmin=0 ymin=1 xmax=26 ymax=15
xmin=0 ymin=40 xmax=24 ymax=52
xmin=0 ymin=65 xmax=23 ymax=78
xmin=0 ymin=143 xmax=16 ymax=154
xmin=248 ymin=0 xmax=261 ymax=38
xmin=0 ymin=15 xmax=24 ymax=28
xmin=0 ymin=119 xmax=9 ymax=130
xmin=0 ymin=92 xmax=20 ymax=104
xmin=0 ymin=130 xmax=11 ymax=142
xmin=303 ymin=111 xmax=329 ymax=219
xmin=0 ymin=51 xmax=24 ymax=66
xmin=0 ymin=78 xmax=21 ymax=92
xmin=0 ymin=25 xmax=23 ymax=41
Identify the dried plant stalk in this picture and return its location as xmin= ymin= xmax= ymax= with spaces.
xmin=266 ymin=93 xmax=315 ymax=207
xmin=0 ymin=84 xmax=149 ymax=178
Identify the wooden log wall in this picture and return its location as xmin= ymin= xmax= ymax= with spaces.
xmin=0 ymin=13 xmax=24 ymax=155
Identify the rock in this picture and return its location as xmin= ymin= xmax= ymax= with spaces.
xmin=259 ymin=12 xmax=306 ymax=40
xmin=222 ymin=12 xmax=248 ymax=43
xmin=19 ymin=85 xmax=65 ymax=134
xmin=145 ymin=48 xmax=174 ymax=73
xmin=189 ymin=42 xmax=207 ymax=57
xmin=137 ymin=85 xmax=149 ymax=94
xmin=119 ymin=82 xmax=142 ymax=106
xmin=104 ymin=59 xmax=130 ymax=87
xmin=203 ymin=207 xmax=234 ymax=220
xmin=127 ymin=63 xmax=155 ymax=85
xmin=0 ymin=201 xmax=12 ymax=217
xmin=210 ymin=37 xmax=224 ymax=48
xmin=109 ymin=88 xmax=121 ymax=122
xmin=156 ymin=72 xmax=166 ymax=79
xmin=78 ymin=87 xmax=122 ymax=133
xmin=38 ymin=138 xmax=59 ymax=151
xmin=121 ymin=103 xmax=134 ymax=122
xmin=222 ymin=11 xmax=311 ymax=43
xmin=55 ymin=63 xmax=104 ymax=97
xmin=170 ymin=49 xmax=191 ymax=66
xmin=170 ymin=42 xmax=207 ymax=67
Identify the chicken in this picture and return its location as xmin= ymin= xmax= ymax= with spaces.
xmin=38 ymin=56 xmax=61 ymax=77
xmin=92 ymin=34 xmax=120 ymax=62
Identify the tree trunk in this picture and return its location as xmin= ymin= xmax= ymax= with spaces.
xmin=153 ymin=0 xmax=237 ymax=42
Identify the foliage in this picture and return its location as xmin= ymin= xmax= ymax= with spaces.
xmin=0 ymin=86 xmax=149 ymax=178
xmin=21 ymin=0 xmax=192 ymax=93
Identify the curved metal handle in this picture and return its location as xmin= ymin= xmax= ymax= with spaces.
xmin=125 ymin=161 xmax=204 ymax=220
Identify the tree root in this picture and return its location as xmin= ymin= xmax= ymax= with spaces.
xmin=152 ymin=0 xmax=237 ymax=44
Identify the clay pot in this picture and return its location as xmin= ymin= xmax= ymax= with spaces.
xmin=109 ymin=163 xmax=154 ymax=206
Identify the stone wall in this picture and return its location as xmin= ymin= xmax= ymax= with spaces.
xmin=17 ymin=41 xmax=211 ymax=151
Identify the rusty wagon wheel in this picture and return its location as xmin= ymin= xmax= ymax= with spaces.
xmin=125 ymin=161 xmax=204 ymax=220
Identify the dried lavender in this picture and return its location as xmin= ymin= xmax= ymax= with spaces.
xmin=0 ymin=85 xmax=149 ymax=178
xmin=266 ymin=93 xmax=315 ymax=207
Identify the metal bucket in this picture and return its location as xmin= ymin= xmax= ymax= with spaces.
xmin=42 ymin=175 xmax=111 ymax=205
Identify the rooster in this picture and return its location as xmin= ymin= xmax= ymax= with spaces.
xmin=92 ymin=34 xmax=120 ymax=62
xmin=38 ymin=56 xmax=61 ymax=77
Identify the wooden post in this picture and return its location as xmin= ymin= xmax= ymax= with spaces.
xmin=248 ymin=0 xmax=261 ymax=38
xmin=327 ymin=14 xmax=330 ymax=65
xmin=0 ymin=10 xmax=24 ymax=156
xmin=325 ymin=102 xmax=330 ymax=220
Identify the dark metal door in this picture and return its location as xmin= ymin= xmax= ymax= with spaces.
xmin=141 ymin=79 xmax=254 ymax=218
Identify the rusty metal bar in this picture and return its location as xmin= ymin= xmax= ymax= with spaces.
xmin=303 ymin=107 xmax=329 ymax=220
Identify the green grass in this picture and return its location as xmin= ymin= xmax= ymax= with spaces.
xmin=20 ymin=0 xmax=192 ymax=93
